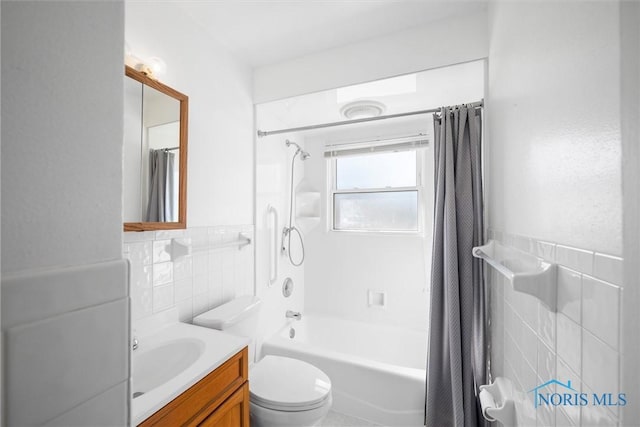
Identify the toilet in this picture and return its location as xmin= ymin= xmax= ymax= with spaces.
xmin=193 ymin=296 xmax=332 ymax=427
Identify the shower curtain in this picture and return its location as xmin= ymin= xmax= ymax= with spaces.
xmin=426 ymin=105 xmax=486 ymax=427
xmin=146 ymin=149 xmax=177 ymax=222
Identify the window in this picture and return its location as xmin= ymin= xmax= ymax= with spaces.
xmin=328 ymin=145 xmax=424 ymax=232
xmin=336 ymin=74 xmax=417 ymax=103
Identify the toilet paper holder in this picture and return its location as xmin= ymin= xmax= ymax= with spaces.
xmin=479 ymin=377 xmax=515 ymax=425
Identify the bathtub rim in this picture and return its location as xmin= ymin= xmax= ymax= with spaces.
xmin=263 ymin=324 xmax=427 ymax=383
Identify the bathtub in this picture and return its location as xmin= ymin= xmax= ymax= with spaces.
xmin=261 ymin=314 xmax=427 ymax=426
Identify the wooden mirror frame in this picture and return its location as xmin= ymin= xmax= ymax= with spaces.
xmin=124 ymin=65 xmax=189 ymax=232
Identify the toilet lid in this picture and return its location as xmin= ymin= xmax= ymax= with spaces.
xmin=250 ymin=356 xmax=332 ymax=411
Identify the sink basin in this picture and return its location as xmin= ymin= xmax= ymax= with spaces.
xmin=133 ymin=338 xmax=205 ymax=396
xmin=131 ymin=310 xmax=250 ymax=426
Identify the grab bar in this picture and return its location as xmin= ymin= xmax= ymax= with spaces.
xmin=168 ymin=234 xmax=250 ymax=261
xmin=214 ymin=233 xmax=252 ymax=250
xmin=267 ymin=205 xmax=278 ymax=286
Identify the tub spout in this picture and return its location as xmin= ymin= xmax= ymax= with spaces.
xmin=286 ymin=310 xmax=302 ymax=321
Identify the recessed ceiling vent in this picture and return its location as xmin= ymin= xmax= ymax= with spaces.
xmin=340 ymin=100 xmax=386 ymax=120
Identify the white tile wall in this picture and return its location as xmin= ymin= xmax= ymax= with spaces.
xmin=556 ymin=313 xmax=582 ymax=375
xmin=124 ymin=225 xmax=254 ymax=324
xmin=557 ymin=267 xmax=582 ymax=323
xmin=1 ymin=260 xmax=129 ymax=426
xmin=6 ymin=300 xmax=129 ymax=426
xmin=581 ymin=384 xmax=619 ymax=426
xmin=44 ymin=382 xmax=128 ymax=427
xmin=592 ymin=254 xmax=623 ymax=286
xmin=488 ymin=230 xmax=623 ymax=426
xmin=582 ymin=275 xmax=620 ymax=350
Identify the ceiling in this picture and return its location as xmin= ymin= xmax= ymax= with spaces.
xmin=170 ymin=0 xmax=487 ymax=67
xmin=125 ymin=1 xmax=486 ymax=138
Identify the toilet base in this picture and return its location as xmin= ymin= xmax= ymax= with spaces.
xmin=249 ymin=394 xmax=332 ymax=427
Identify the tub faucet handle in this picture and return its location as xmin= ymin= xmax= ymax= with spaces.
xmin=286 ymin=310 xmax=302 ymax=321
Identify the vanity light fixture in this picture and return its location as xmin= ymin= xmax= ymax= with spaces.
xmin=124 ymin=42 xmax=167 ymax=80
xmin=135 ymin=57 xmax=167 ymax=80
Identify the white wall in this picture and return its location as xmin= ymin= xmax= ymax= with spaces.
xmin=302 ymin=119 xmax=431 ymax=331
xmin=486 ymin=1 xmax=623 ymax=425
xmin=487 ymin=1 xmax=621 ymax=256
xmin=256 ymin=60 xmax=484 ymax=332
xmin=2 ymin=3 xmax=124 ymax=274
xmin=252 ymin=11 xmax=489 ymax=352
xmin=253 ymin=10 xmax=488 ymax=103
xmin=2 ymin=2 xmax=128 ymax=425
xmin=124 ymin=4 xmax=258 ymax=327
xmin=621 ymin=1 xmax=640 ymax=423
xmin=254 ymin=131 xmax=306 ymax=354
xmin=126 ymin=2 xmax=254 ymax=227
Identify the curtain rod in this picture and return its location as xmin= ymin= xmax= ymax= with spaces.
xmin=257 ymin=99 xmax=483 ymax=138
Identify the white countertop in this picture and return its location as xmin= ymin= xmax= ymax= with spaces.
xmin=132 ymin=311 xmax=249 ymax=426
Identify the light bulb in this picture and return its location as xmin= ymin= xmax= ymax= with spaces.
xmin=147 ymin=57 xmax=167 ymax=77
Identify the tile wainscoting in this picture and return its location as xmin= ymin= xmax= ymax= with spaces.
xmin=488 ymin=230 xmax=623 ymax=426
xmin=1 ymin=260 xmax=129 ymax=426
xmin=124 ymin=225 xmax=254 ymax=325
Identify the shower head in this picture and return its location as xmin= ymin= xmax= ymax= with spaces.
xmin=285 ymin=139 xmax=311 ymax=160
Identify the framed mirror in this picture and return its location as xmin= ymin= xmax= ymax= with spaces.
xmin=124 ymin=66 xmax=188 ymax=232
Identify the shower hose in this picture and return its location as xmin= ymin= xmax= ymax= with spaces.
xmin=283 ymin=152 xmax=305 ymax=266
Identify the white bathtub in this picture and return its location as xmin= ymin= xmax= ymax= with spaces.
xmin=261 ymin=314 xmax=427 ymax=426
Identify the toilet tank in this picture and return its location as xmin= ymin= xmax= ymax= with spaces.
xmin=192 ymin=295 xmax=261 ymax=340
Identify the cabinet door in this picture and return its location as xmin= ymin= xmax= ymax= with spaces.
xmin=139 ymin=348 xmax=248 ymax=427
xmin=199 ymin=382 xmax=249 ymax=427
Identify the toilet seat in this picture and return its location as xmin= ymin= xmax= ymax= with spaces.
xmin=250 ymin=356 xmax=332 ymax=412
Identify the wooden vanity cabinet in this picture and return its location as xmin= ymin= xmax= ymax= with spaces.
xmin=140 ymin=347 xmax=250 ymax=427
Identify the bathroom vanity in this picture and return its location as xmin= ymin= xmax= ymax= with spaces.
xmin=139 ymin=347 xmax=249 ymax=427
xmin=132 ymin=309 xmax=251 ymax=427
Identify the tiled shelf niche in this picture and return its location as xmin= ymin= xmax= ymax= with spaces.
xmin=295 ymin=190 xmax=321 ymax=232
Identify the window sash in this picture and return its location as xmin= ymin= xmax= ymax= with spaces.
xmin=329 ymin=150 xmax=423 ymax=233
xmin=333 ymin=190 xmax=419 ymax=232
xmin=324 ymin=139 xmax=428 ymax=158
xmin=332 ymin=186 xmax=418 ymax=194
xmin=335 ymin=150 xmax=418 ymax=190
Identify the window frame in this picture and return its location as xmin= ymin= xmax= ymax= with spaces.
xmin=327 ymin=149 xmax=425 ymax=235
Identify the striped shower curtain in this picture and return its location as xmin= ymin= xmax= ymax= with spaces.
xmin=426 ymin=105 xmax=486 ymax=427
